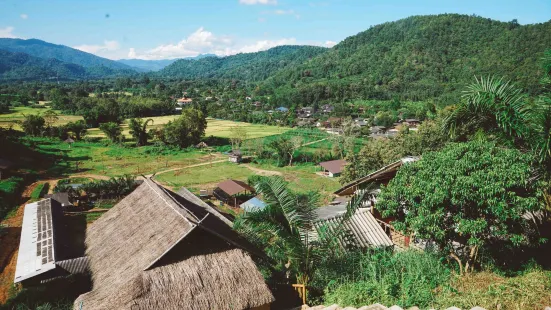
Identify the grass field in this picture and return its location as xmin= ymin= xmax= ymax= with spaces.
xmin=155 ymin=161 xmax=341 ymax=204
xmin=87 ymin=117 xmax=290 ymax=139
xmin=0 ymin=107 xmax=82 ymax=129
xmin=0 ymin=107 xmax=290 ymax=140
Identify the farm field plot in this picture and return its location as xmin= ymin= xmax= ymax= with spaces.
xmin=86 ymin=117 xmax=290 ymax=140
xmin=26 ymin=138 xmax=218 ymax=177
xmin=155 ymin=161 xmax=340 ymax=204
xmin=0 ymin=107 xmax=83 ymax=129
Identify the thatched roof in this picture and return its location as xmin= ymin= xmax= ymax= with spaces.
xmin=319 ymin=159 xmax=347 ymax=174
xmin=74 ymin=179 xmax=273 ymax=310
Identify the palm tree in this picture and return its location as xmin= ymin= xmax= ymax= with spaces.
xmin=234 ymin=176 xmax=364 ymax=286
xmin=443 ymin=76 xmax=530 ymax=140
xmin=128 ymin=118 xmax=154 ymax=146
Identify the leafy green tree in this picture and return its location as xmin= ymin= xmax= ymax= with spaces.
xmin=21 ymin=114 xmax=45 ymax=136
xmin=268 ymin=135 xmax=303 ymax=166
xmin=234 ymin=176 xmax=345 ymax=285
xmin=99 ymin=122 xmax=122 ymax=143
xmin=128 ymin=118 xmax=154 ymax=146
xmin=161 ymin=108 xmax=206 ymax=148
xmin=377 ymin=141 xmax=545 ymax=273
xmin=373 ymin=111 xmax=396 ymax=127
xmin=65 ymin=120 xmax=87 ymax=140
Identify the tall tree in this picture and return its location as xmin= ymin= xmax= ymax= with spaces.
xmin=128 ymin=118 xmax=154 ymax=146
xmin=161 ymin=108 xmax=206 ymax=148
xmin=377 ymin=141 xmax=545 ymax=273
xmin=20 ymin=114 xmax=45 ymax=136
xmin=65 ymin=120 xmax=87 ymax=140
xmin=99 ymin=122 xmax=122 ymax=143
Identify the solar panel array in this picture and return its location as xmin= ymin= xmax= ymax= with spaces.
xmin=36 ymin=199 xmax=54 ymax=265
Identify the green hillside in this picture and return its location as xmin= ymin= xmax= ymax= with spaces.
xmin=0 ymin=38 xmax=133 ymax=70
xmin=157 ymin=45 xmax=328 ymax=81
xmin=262 ymin=14 xmax=551 ymax=106
xmin=0 ymin=50 xmax=134 ymax=81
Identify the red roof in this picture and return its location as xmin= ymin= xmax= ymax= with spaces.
xmin=217 ymin=179 xmax=255 ymax=196
xmin=319 ymin=159 xmax=347 ymax=174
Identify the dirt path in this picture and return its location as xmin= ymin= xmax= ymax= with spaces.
xmin=0 ymin=182 xmax=39 ymax=303
xmin=301 ymin=138 xmax=328 ymax=147
xmin=242 ymin=164 xmax=282 ymax=176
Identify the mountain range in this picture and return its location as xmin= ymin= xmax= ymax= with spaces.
xmin=1 ymin=14 xmax=550 ymax=102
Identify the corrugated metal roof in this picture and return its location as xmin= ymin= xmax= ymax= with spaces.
xmin=14 ymin=199 xmax=57 ymax=283
xmin=240 ymin=197 xmax=266 ymax=212
xmin=314 ymin=208 xmax=393 ymax=248
xmin=56 ymin=256 xmax=89 ymax=274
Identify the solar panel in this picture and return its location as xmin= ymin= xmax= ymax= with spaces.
xmin=14 ymin=199 xmax=57 ymax=283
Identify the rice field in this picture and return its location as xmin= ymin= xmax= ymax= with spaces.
xmin=0 ymin=106 xmax=290 ymax=140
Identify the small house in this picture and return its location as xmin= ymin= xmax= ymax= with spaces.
xmin=297 ymin=107 xmax=314 ymax=118
xmin=319 ymin=159 xmax=347 ymax=177
xmin=176 ymin=98 xmax=193 ymax=106
xmin=14 ymin=198 xmax=87 ymax=285
xmin=404 ymin=118 xmax=421 ymax=127
xmin=276 ymin=106 xmax=289 ymax=113
xmin=321 ymin=104 xmax=334 ymax=114
xmin=228 ymin=149 xmax=242 ymax=163
xmin=252 ymin=101 xmax=262 ymax=108
xmin=214 ymin=179 xmax=256 ymax=208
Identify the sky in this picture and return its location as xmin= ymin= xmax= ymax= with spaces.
xmin=0 ymin=0 xmax=550 ymax=60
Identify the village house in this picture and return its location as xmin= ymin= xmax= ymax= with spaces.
xmin=297 ymin=107 xmax=314 ymax=118
xmin=214 ymin=179 xmax=256 ymax=208
xmin=276 ymin=106 xmax=289 ymax=113
xmin=252 ymin=101 xmax=262 ymax=108
xmin=228 ymin=149 xmax=242 ymax=163
xmin=319 ymin=159 xmax=347 ymax=177
xmin=73 ymin=179 xmax=274 ymax=310
xmin=14 ymin=198 xmax=87 ymax=286
xmin=321 ymin=104 xmax=334 ymax=114
xmin=240 ymin=197 xmax=267 ymax=213
xmin=176 ymin=97 xmax=193 ymax=106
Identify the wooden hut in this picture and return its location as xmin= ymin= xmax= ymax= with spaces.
xmin=214 ymin=179 xmax=255 ymax=208
xmin=319 ymin=159 xmax=347 ymax=177
xmin=228 ymin=149 xmax=242 ymax=163
xmin=73 ymin=179 xmax=274 ymax=310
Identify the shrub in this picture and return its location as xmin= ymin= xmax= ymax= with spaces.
xmin=321 ymin=250 xmax=450 ymax=308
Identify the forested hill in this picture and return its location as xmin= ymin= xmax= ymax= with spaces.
xmin=0 ymin=50 xmax=135 ymax=81
xmin=157 ymin=45 xmax=328 ymax=81
xmin=261 ymin=14 xmax=551 ymax=106
xmin=0 ymin=38 xmax=133 ymax=70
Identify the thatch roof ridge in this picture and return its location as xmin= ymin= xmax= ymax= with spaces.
xmin=75 ymin=249 xmax=274 ymax=310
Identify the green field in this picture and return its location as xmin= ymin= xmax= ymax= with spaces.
xmin=0 ymin=107 xmax=290 ymax=140
xmin=155 ymin=161 xmax=340 ymax=204
xmin=0 ymin=107 xmax=83 ymax=129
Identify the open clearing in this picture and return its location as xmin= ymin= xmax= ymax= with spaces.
xmin=155 ymin=161 xmax=340 ymax=204
xmin=87 ymin=117 xmax=290 ymax=139
xmin=0 ymin=108 xmax=289 ymax=140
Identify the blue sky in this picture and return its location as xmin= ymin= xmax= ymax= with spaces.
xmin=1 ymin=0 xmax=550 ymax=60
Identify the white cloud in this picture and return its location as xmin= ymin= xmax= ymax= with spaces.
xmin=20 ymin=14 xmax=28 ymax=20
xmin=325 ymin=40 xmax=337 ymax=48
xmin=0 ymin=26 xmax=18 ymax=38
xmin=239 ymin=0 xmax=277 ymax=5
xmin=258 ymin=17 xmax=266 ymax=23
xmin=128 ymin=27 xmax=299 ymax=60
xmin=73 ymin=40 xmax=127 ymax=59
xmin=73 ymin=40 xmax=120 ymax=54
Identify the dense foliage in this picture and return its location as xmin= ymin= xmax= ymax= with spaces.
xmin=377 ymin=141 xmax=545 ymax=272
xmin=263 ymin=14 xmax=551 ymax=107
xmin=158 ymin=45 xmax=327 ymax=81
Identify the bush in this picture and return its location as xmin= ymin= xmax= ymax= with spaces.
xmin=0 ymin=177 xmax=25 ymax=219
xmin=321 ymin=250 xmax=450 ymax=308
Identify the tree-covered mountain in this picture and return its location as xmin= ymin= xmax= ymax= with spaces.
xmin=0 ymin=38 xmax=133 ymax=70
xmin=261 ymin=14 xmax=551 ymax=106
xmin=0 ymin=50 xmax=134 ymax=81
xmin=118 ymin=54 xmax=216 ymax=72
xmin=157 ymin=45 xmax=328 ymax=81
